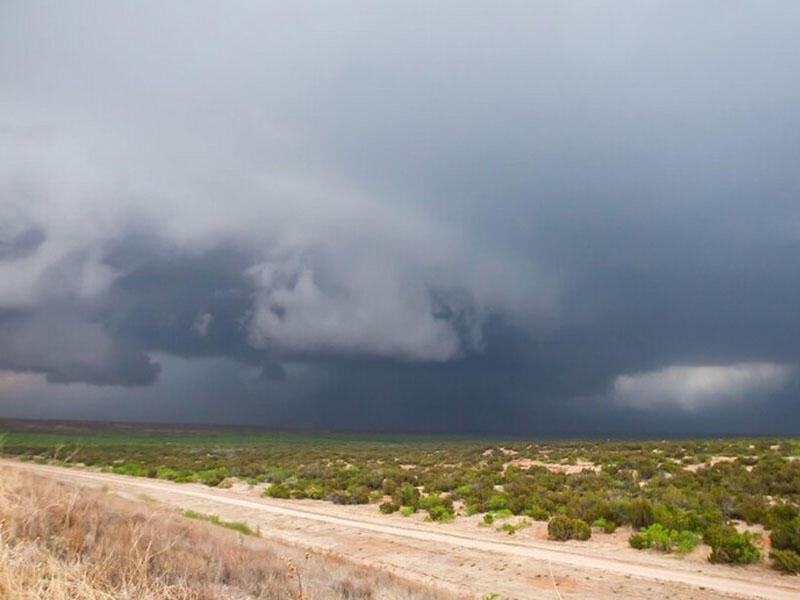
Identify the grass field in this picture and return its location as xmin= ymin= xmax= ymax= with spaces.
xmin=0 ymin=465 xmax=458 ymax=600
xmin=1 ymin=419 xmax=799 ymax=574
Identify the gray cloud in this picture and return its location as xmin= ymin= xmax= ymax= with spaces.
xmin=613 ymin=363 xmax=796 ymax=412
xmin=0 ymin=309 xmax=159 ymax=386
xmin=0 ymin=228 xmax=45 ymax=261
xmin=1 ymin=2 xmax=799 ymax=433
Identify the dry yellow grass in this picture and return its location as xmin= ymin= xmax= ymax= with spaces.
xmin=0 ymin=468 xmax=458 ymax=600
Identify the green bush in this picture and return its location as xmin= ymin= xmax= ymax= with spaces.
xmin=486 ymin=494 xmax=508 ymax=511
xmin=195 ymin=467 xmax=228 ymax=487
xmin=572 ymin=519 xmax=591 ymax=541
xmin=704 ymin=525 xmax=760 ymax=564
xmin=264 ymin=483 xmax=291 ymax=498
xmin=770 ymin=549 xmax=800 ymax=574
xmin=548 ymin=515 xmax=574 ymax=541
xmin=766 ymin=503 xmax=799 ymax=530
xmin=418 ymin=494 xmax=454 ymax=522
xmin=392 ymin=483 xmax=420 ymax=508
xmin=304 ymin=483 xmax=325 ymax=499
xmin=770 ymin=516 xmax=800 ymax=553
xmin=379 ymin=501 xmax=399 ymax=514
xmin=526 ymin=505 xmax=550 ymax=521
xmin=427 ymin=504 xmax=455 ymax=522
xmin=592 ymin=518 xmax=617 ymax=534
xmin=453 ymin=484 xmax=474 ymax=500
xmin=547 ymin=515 xmax=591 ymax=541
xmin=675 ymin=530 xmax=701 ymax=554
xmin=626 ymin=498 xmax=655 ymax=529
xmin=350 ymin=485 xmax=371 ymax=504
xmin=628 ymin=524 xmax=699 ymax=554
xmin=381 ymin=477 xmax=398 ymax=495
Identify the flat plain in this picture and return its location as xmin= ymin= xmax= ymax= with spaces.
xmin=1 ymin=420 xmax=799 ymax=599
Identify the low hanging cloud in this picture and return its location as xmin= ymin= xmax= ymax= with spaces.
xmin=246 ymin=260 xmax=479 ymax=362
xmin=0 ymin=122 xmax=549 ymax=383
xmin=0 ymin=309 xmax=160 ymax=386
xmin=613 ymin=363 xmax=796 ymax=412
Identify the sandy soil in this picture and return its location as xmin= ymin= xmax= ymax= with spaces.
xmin=3 ymin=459 xmax=799 ymax=600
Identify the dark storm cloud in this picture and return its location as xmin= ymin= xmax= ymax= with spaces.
xmin=0 ymin=308 xmax=159 ymax=386
xmin=103 ymin=243 xmax=257 ymax=361
xmin=1 ymin=1 xmax=800 ymax=433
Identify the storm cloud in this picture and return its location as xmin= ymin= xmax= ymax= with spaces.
xmin=1 ymin=2 xmax=799 ymax=434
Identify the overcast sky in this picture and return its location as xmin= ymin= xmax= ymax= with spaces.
xmin=2 ymin=2 xmax=799 ymax=435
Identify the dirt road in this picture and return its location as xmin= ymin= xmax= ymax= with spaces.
xmin=3 ymin=459 xmax=799 ymax=600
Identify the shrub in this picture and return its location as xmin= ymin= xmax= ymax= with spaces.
xmin=548 ymin=515 xmax=574 ymax=541
xmin=628 ymin=524 xmax=699 ymax=554
xmin=645 ymin=524 xmax=673 ymax=552
xmin=572 ymin=519 xmax=591 ymax=541
xmin=675 ymin=530 xmax=701 ymax=554
xmin=735 ymin=497 xmax=766 ymax=524
xmin=499 ymin=523 xmax=516 ymax=534
xmin=592 ymin=518 xmax=617 ymax=534
xmin=770 ymin=516 xmax=800 ymax=553
xmin=626 ymin=498 xmax=655 ymax=529
xmin=304 ymin=484 xmax=325 ymax=499
xmin=427 ymin=505 xmax=454 ymax=522
xmin=329 ymin=491 xmax=352 ymax=505
xmin=765 ymin=503 xmax=799 ymax=530
xmin=392 ymin=483 xmax=420 ymax=508
xmin=379 ymin=501 xmax=399 ymax=514
xmin=350 ymin=485 xmax=371 ymax=505
xmin=418 ymin=494 xmax=454 ymax=522
xmin=547 ymin=516 xmax=591 ymax=541
xmin=704 ymin=525 xmax=760 ymax=564
xmin=264 ymin=483 xmax=291 ymax=498
xmin=381 ymin=478 xmax=398 ymax=495
xmin=453 ymin=484 xmax=474 ymax=500
xmin=195 ymin=468 xmax=228 ymax=487
xmin=770 ymin=549 xmax=800 ymax=574
xmin=486 ymin=494 xmax=508 ymax=511
xmin=526 ymin=505 xmax=550 ymax=521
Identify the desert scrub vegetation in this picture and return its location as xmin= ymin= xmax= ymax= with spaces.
xmin=546 ymin=515 xmax=591 ymax=541
xmin=2 ymin=420 xmax=799 ymax=571
xmin=767 ymin=505 xmax=800 ymax=573
xmin=628 ymin=523 xmax=699 ymax=554
xmin=0 ymin=467 xmax=459 ymax=600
